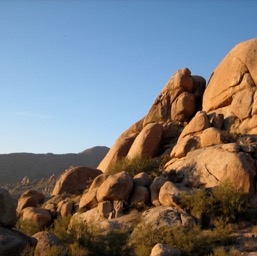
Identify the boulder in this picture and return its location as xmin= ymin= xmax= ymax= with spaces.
xmin=127 ymin=122 xmax=163 ymax=159
xmin=150 ymin=243 xmax=181 ymax=256
xmin=150 ymin=176 xmax=167 ymax=206
xmin=170 ymin=135 xmax=200 ymax=158
xmin=88 ymin=173 xmax=107 ymax=192
xmin=79 ymin=188 xmax=98 ymax=212
xmin=20 ymin=207 xmax=52 ymax=228
xmin=129 ymin=186 xmax=150 ymax=205
xmin=178 ymin=111 xmax=210 ymax=140
xmin=133 ymin=172 xmax=152 ymax=187
xmin=58 ymin=200 xmax=74 ymax=217
xmin=43 ymin=203 xmax=57 ymax=218
xmin=159 ymin=182 xmax=190 ymax=208
xmin=33 ymin=231 xmax=68 ymax=256
xmin=200 ymin=127 xmax=225 ymax=148
xmin=165 ymin=144 xmax=256 ymax=196
xmin=96 ymin=171 xmax=133 ymax=202
xmin=97 ymin=132 xmax=139 ymax=173
xmin=0 ymin=188 xmax=16 ymax=227
xmin=97 ymin=201 xmax=113 ymax=219
xmin=171 ymin=92 xmax=195 ymax=122
xmin=0 ymin=226 xmax=37 ymax=256
xmin=202 ymin=38 xmax=257 ymax=134
xmin=52 ymin=166 xmax=102 ymax=196
xmin=17 ymin=190 xmax=45 ymax=215
xmin=132 ymin=206 xmax=194 ymax=238
xmin=143 ymin=68 xmax=194 ymax=126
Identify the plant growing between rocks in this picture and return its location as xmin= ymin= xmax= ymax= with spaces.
xmin=108 ymin=155 xmax=159 ymax=177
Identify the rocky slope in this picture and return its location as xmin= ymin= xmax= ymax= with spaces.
xmin=0 ymin=146 xmax=109 ymax=185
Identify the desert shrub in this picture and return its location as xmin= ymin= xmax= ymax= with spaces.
xmin=131 ymin=223 xmax=167 ymax=256
xmin=209 ymin=181 xmax=247 ymax=222
xmin=50 ymin=214 xmax=73 ymax=243
xmin=109 ymin=155 xmax=159 ymax=177
xmin=131 ymin=222 xmax=212 ymax=256
xmin=180 ymin=181 xmax=247 ymax=224
xmin=44 ymin=246 xmax=69 ymax=256
xmin=212 ymin=246 xmax=227 ymax=256
xmin=69 ymin=242 xmax=89 ymax=256
xmin=212 ymin=218 xmax=234 ymax=245
xmin=180 ymin=187 xmax=209 ymax=220
xmin=15 ymin=218 xmax=41 ymax=236
xmin=159 ymin=154 xmax=172 ymax=171
xmin=68 ymin=220 xmax=132 ymax=256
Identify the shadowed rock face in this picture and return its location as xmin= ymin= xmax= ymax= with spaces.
xmin=98 ymin=68 xmax=206 ymax=173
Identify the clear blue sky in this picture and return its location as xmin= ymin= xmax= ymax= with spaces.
xmin=0 ymin=0 xmax=256 ymax=154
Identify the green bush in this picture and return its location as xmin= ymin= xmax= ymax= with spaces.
xmin=15 ymin=219 xmax=41 ymax=236
xmin=50 ymin=214 xmax=72 ymax=243
xmin=108 ymin=155 xmax=159 ymax=177
xmin=209 ymin=181 xmax=247 ymax=222
xmin=68 ymin=220 xmax=132 ymax=256
xmin=180 ymin=181 xmax=247 ymax=224
xmin=131 ymin=222 xmax=211 ymax=256
xmin=180 ymin=187 xmax=209 ymax=219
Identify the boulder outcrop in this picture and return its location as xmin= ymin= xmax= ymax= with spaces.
xmin=97 ymin=68 xmax=206 ymax=173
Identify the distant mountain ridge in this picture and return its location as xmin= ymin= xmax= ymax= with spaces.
xmin=0 ymin=146 xmax=109 ymax=185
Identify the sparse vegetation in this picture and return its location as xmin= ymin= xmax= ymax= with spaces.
xmin=108 ymin=155 xmax=159 ymax=177
xmin=180 ymin=181 xmax=247 ymax=225
xmin=15 ymin=218 xmax=42 ymax=236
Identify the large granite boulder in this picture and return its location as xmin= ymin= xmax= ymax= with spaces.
xmin=165 ymin=144 xmax=256 ymax=197
xmin=127 ymin=122 xmax=163 ymax=159
xmin=203 ymin=38 xmax=257 ymax=134
xmin=52 ymin=166 xmax=102 ymax=196
xmin=96 ymin=171 xmax=133 ymax=202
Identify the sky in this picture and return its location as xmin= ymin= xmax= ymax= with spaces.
xmin=0 ymin=0 xmax=257 ymax=154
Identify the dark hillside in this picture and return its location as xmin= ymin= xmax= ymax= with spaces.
xmin=0 ymin=146 xmax=109 ymax=185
